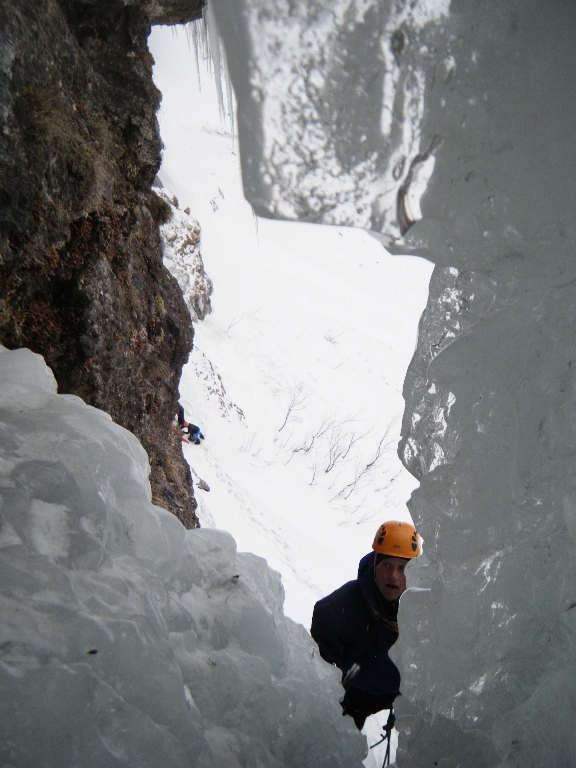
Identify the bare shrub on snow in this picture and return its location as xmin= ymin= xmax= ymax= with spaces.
xmin=278 ymin=381 xmax=311 ymax=433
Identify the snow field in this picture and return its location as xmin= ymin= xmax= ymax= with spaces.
xmin=149 ymin=25 xmax=434 ymax=626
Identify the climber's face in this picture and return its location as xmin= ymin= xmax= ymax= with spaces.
xmin=375 ymin=556 xmax=408 ymax=601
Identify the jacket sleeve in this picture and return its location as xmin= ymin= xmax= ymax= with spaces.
xmin=311 ymin=597 xmax=345 ymax=669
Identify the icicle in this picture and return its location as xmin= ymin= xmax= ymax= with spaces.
xmin=185 ymin=2 xmax=235 ymax=141
xmin=185 ymin=18 xmax=204 ymax=93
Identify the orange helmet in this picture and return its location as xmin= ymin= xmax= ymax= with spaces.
xmin=372 ymin=520 xmax=421 ymax=558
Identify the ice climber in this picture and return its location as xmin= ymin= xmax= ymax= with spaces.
xmin=181 ymin=421 xmax=205 ymax=445
xmin=311 ymin=520 xmax=421 ymax=733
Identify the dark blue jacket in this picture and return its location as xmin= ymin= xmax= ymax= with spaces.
xmin=310 ymin=553 xmax=401 ymax=697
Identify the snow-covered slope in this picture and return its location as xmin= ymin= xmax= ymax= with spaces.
xmin=149 ymin=26 xmax=433 ymax=626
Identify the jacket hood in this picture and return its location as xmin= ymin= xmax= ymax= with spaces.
xmin=357 ymin=551 xmax=399 ymax=623
xmin=357 ymin=552 xmax=379 ymax=608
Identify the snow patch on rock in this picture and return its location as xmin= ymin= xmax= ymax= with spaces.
xmin=156 ymin=185 xmax=213 ymax=323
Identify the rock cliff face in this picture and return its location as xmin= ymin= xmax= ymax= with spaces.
xmin=1 ymin=0 xmax=203 ymax=527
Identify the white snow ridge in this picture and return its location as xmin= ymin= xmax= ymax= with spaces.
xmin=0 ymin=346 xmax=365 ymax=767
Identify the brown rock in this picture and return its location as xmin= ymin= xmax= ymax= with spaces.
xmin=0 ymin=0 xmax=205 ymax=527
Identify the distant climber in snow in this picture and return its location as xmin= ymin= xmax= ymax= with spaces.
xmin=187 ymin=423 xmax=205 ymax=445
xmin=181 ymin=421 xmax=205 ymax=445
xmin=311 ymin=521 xmax=421 ymax=734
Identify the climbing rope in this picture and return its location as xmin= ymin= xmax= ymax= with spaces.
xmin=369 ymin=708 xmax=396 ymax=767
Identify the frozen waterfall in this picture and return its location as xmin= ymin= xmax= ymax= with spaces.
xmin=210 ymin=0 xmax=576 ymax=765
xmin=0 ymin=346 xmax=365 ymax=767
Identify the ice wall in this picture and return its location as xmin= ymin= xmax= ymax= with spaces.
xmin=211 ymin=0 xmax=449 ymax=233
xmin=210 ymin=0 xmax=576 ymax=765
xmin=0 ymin=346 xmax=365 ymax=767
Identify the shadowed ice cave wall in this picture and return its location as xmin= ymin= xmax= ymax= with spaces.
xmin=211 ymin=0 xmax=576 ymax=765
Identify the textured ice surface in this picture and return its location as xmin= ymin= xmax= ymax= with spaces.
xmin=211 ymin=0 xmax=448 ymax=234
xmin=211 ymin=0 xmax=576 ymax=765
xmin=0 ymin=346 xmax=364 ymax=767
xmin=392 ymin=265 xmax=576 ymax=767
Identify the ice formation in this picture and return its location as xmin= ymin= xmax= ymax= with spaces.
xmin=0 ymin=346 xmax=365 ymax=767
xmin=211 ymin=0 xmax=576 ymax=765
xmin=211 ymin=0 xmax=448 ymax=233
